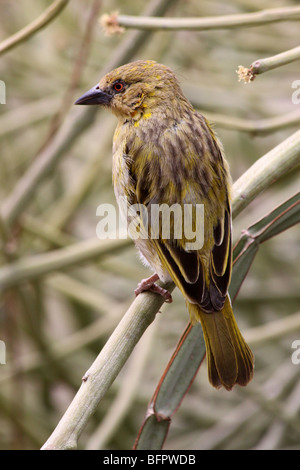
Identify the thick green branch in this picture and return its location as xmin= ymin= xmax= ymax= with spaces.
xmin=41 ymin=285 xmax=174 ymax=450
xmin=0 ymin=0 xmax=69 ymax=56
xmin=232 ymin=129 xmax=300 ymax=217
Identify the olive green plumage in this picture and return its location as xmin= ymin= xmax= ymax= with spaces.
xmin=75 ymin=60 xmax=254 ymax=390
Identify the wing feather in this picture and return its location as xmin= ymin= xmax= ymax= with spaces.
xmin=127 ymin=112 xmax=232 ymax=313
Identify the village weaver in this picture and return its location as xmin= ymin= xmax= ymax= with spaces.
xmin=75 ymin=60 xmax=254 ymax=390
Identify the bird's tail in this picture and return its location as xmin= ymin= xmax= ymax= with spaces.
xmin=188 ymin=296 xmax=254 ymax=390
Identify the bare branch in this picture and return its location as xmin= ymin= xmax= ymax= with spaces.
xmin=0 ymin=0 xmax=69 ymax=56
xmin=102 ymin=6 xmax=300 ymax=33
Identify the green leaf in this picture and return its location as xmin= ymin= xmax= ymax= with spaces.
xmin=154 ymin=323 xmax=206 ymax=416
xmin=134 ymin=415 xmax=170 ymax=451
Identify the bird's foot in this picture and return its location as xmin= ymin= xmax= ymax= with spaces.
xmin=135 ymin=273 xmax=173 ymax=303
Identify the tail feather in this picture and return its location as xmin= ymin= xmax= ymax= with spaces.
xmin=188 ymin=296 xmax=254 ymax=390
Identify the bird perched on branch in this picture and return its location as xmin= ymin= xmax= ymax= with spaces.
xmin=75 ymin=60 xmax=254 ymax=390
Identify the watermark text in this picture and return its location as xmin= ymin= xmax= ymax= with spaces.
xmin=0 ymin=80 xmax=6 ymax=104
xmin=291 ymin=340 xmax=300 ymax=365
xmin=291 ymin=80 xmax=300 ymax=104
xmin=96 ymin=197 xmax=205 ymax=250
xmin=0 ymin=340 xmax=6 ymax=364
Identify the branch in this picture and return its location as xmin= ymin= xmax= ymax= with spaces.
xmin=232 ymin=129 xmax=300 ymax=217
xmin=85 ymin=321 xmax=158 ymax=450
xmin=44 ymin=0 xmax=102 ymax=143
xmin=205 ymin=109 xmax=300 ymax=135
xmin=41 ymin=283 xmax=174 ymax=450
xmin=0 ymin=0 xmax=69 ymax=56
xmin=101 ymin=6 xmax=300 ymax=33
xmin=0 ymin=238 xmax=131 ymax=291
xmin=245 ymin=311 xmax=300 ymax=347
xmin=40 ymin=129 xmax=300 ymax=450
xmin=0 ymin=101 xmax=98 ymax=227
xmin=237 ymin=45 xmax=300 ymax=82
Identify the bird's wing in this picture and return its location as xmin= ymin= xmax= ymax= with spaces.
xmin=129 ymin=113 xmax=232 ymax=312
xmin=151 ymin=203 xmax=232 ymax=313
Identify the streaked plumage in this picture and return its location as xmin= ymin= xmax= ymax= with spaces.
xmin=75 ymin=60 xmax=254 ymax=390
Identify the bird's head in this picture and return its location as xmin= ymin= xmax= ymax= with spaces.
xmin=75 ymin=60 xmax=184 ymax=120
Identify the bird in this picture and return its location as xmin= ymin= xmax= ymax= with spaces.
xmin=75 ymin=59 xmax=254 ymax=390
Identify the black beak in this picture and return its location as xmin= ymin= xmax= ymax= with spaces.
xmin=74 ymin=85 xmax=112 ymax=106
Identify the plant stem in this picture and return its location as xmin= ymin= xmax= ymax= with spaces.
xmin=205 ymin=109 xmax=300 ymax=135
xmin=237 ymin=45 xmax=300 ymax=82
xmin=251 ymin=45 xmax=300 ymax=75
xmin=0 ymin=238 xmax=131 ymax=291
xmin=0 ymin=0 xmax=69 ymax=56
xmin=245 ymin=311 xmax=300 ymax=346
xmin=0 ymin=104 xmax=98 ymax=227
xmin=41 ymin=284 xmax=173 ymax=450
xmin=112 ymin=6 xmax=300 ymax=32
xmin=232 ymin=128 xmax=300 ymax=218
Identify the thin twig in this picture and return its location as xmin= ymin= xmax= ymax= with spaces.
xmin=245 ymin=311 xmax=300 ymax=346
xmin=0 ymin=0 xmax=69 ymax=56
xmin=0 ymin=96 xmax=60 ymax=137
xmin=0 ymin=237 xmax=131 ymax=291
xmin=102 ymin=6 xmax=300 ymax=33
xmin=237 ymin=45 xmax=300 ymax=82
xmin=0 ymin=101 xmax=98 ymax=227
xmin=44 ymin=0 xmax=103 ymax=143
xmin=205 ymin=109 xmax=300 ymax=135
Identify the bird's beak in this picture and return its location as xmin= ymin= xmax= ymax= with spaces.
xmin=74 ymin=85 xmax=112 ymax=106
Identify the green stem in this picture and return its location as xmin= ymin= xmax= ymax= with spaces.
xmin=113 ymin=6 xmax=300 ymax=32
xmin=251 ymin=45 xmax=300 ymax=75
xmin=41 ymin=284 xmax=174 ymax=450
xmin=245 ymin=311 xmax=300 ymax=346
xmin=0 ymin=238 xmax=131 ymax=291
xmin=205 ymin=109 xmax=300 ymax=135
xmin=0 ymin=104 xmax=98 ymax=227
xmin=232 ymin=129 xmax=300 ymax=218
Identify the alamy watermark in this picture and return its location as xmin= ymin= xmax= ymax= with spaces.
xmin=0 ymin=340 xmax=6 ymax=365
xmin=291 ymin=80 xmax=300 ymax=104
xmin=96 ymin=197 xmax=205 ymax=250
xmin=291 ymin=340 xmax=300 ymax=365
xmin=0 ymin=80 xmax=6 ymax=104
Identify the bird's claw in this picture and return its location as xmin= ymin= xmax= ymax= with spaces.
xmin=135 ymin=276 xmax=173 ymax=303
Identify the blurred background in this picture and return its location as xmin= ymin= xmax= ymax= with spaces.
xmin=0 ymin=0 xmax=299 ymax=450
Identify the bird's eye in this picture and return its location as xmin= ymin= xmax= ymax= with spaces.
xmin=113 ymin=81 xmax=125 ymax=93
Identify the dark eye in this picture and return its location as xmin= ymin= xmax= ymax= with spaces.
xmin=113 ymin=81 xmax=125 ymax=93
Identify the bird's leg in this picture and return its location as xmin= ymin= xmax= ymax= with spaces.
xmin=135 ymin=273 xmax=173 ymax=303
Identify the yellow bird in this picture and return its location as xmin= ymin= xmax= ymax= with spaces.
xmin=75 ymin=60 xmax=254 ymax=390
